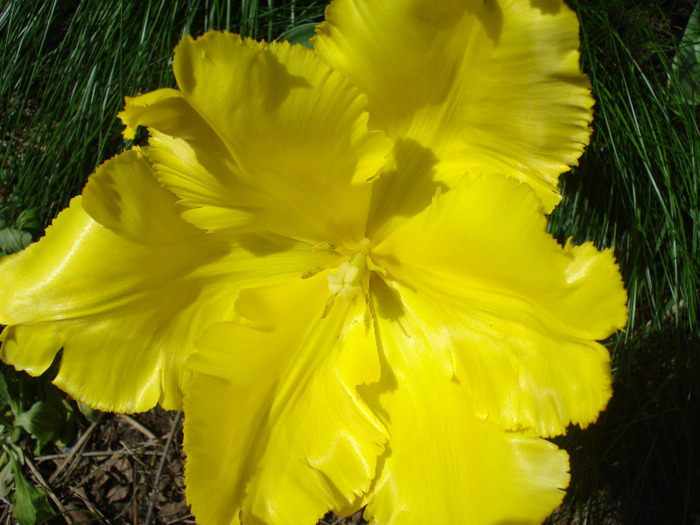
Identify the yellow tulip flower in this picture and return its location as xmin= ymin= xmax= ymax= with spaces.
xmin=0 ymin=0 xmax=626 ymax=523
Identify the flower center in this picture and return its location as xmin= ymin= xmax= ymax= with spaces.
xmin=327 ymin=251 xmax=367 ymax=300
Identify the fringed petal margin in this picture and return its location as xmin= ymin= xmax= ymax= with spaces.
xmin=360 ymin=275 xmax=570 ymax=524
xmin=373 ymin=174 xmax=627 ymax=436
xmin=314 ymin=0 xmax=593 ymax=230
xmin=121 ymin=32 xmax=392 ymax=247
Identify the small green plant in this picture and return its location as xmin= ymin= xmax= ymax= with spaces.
xmin=0 ymin=443 xmax=53 ymax=525
xmin=0 ymin=206 xmax=43 ymax=257
xmin=0 ymin=360 xmax=75 ymax=524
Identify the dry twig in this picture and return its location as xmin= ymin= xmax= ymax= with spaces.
xmin=144 ymin=411 xmax=183 ymax=525
xmin=117 ymin=414 xmax=157 ymax=441
xmin=50 ymin=415 xmax=104 ymax=484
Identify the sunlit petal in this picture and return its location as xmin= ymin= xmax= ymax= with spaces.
xmin=0 ymin=151 xmax=338 ymax=411
xmin=314 ymin=0 xmax=593 ymax=219
xmin=372 ymin=174 xmax=627 ymax=436
xmin=119 ymin=89 xmax=260 ymax=232
xmin=122 ymin=32 xmax=392 ymax=246
xmin=118 ymin=88 xmax=185 ymax=141
xmin=185 ymin=277 xmax=386 ymax=524
xmin=359 ymin=276 xmax=570 ymax=524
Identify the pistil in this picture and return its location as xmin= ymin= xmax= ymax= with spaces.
xmin=327 ymin=251 xmax=367 ymax=301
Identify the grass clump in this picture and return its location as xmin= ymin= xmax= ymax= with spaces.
xmin=548 ymin=1 xmax=699 ymax=523
xmin=0 ymin=0 xmax=327 ymax=226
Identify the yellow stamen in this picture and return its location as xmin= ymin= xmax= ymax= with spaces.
xmin=327 ymin=252 xmax=366 ymax=300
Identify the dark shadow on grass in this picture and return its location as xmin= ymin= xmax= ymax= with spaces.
xmin=549 ymin=328 xmax=700 ymax=525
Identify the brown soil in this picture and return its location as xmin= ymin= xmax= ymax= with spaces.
xmin=1 ymin=406 xmax=366 ymax=524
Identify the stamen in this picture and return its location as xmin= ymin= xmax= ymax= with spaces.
xmin=311 ymin=241 xmax=337 ymax=252
xmin=327 ymin=252 xmax=367 ymax=300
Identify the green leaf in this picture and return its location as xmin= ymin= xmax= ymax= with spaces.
xmin=0 ymin=453 xmax=13 ymax=499
xmin=52 ymin=399 xmax=75 ymax=448
xmin=670 ymin=0 xmax=700 ymax=104
xmin=77 ymin=402 xmax=101 ymax=423
xmin=14 ymin=208 xmax=43 ymax=238
xmin=277 ymin=22 xmax=318 ymax=49
xmin=0 ymin=363 xmax=75 ymax=451
xmin=14 ymin=401 xmax=64 ymax=447
xmin=0 ymin=371 xmax=11 ymax=407
xmin=0 ymin=227 xmax=33 ymax=256
xmin=10 ymin=455 xmax=54 ymax=525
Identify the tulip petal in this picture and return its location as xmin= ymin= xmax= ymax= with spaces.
xmin=184 ymin=277 xmax=386 ymax=525
xmin=360 ymin=275 xmax=570 ymax=524
xmin=0 ymin=150 xmax=339 ymax=411
xmin=121 ymin=32 xmax=392 ymax=248
xmin=120 ymin=89 xmax=262 ymax=232
xmin=314 ymin=0 xmax=593 ymax=223
xmin=372 ymin=174 xmax=627 ymax=436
